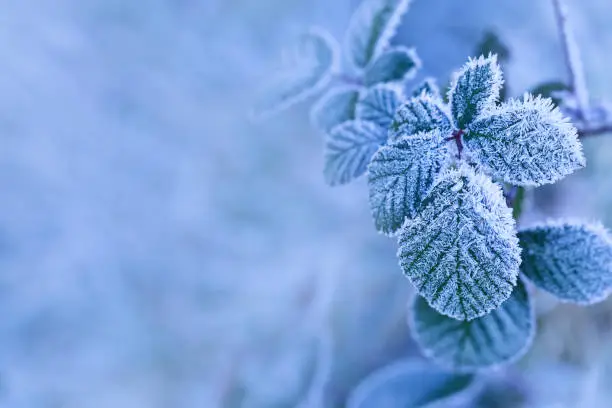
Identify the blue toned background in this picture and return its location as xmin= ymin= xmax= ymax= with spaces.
xmin=2 ymin=0 xmax=612 ymax=406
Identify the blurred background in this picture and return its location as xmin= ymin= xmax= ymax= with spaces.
xmin=1 ymin=0 xmax=612 ymax=406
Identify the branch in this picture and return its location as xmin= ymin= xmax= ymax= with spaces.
xmin=552 ymin=0 xmax=589 ymax=118
xmin=578 ymin=124 xmax=612 ymax=138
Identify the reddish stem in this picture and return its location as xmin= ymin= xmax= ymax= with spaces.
xmin=445 ymin=129 xmax=465 ymax=158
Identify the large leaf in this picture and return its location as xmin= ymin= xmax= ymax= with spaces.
xmin=364 ymin=46 xmax=420 ymax=86
xmin=368 ymin=131 xmax=448 ymax=235
xmin=465 ymin=95 xmax=585 ymax=186
xmin=311 ymin=86 xmax=360 ymax=132
xmin=449 ymin=55 xmax=503 ymax=129
xmin=346 ymin=359 xmax=479 ymax=408
xmin=389 ymin=95 xmax=451 ymax=141
xmin=253 ymin=28 xmax=338 ymax=118
xmin=324 ymin=120 xmax=387 ymax=185
xmin=398 ymin=166 xmax=520 ymax=320
xmin=519 ymin=221 xmax=612 ymax=304
xmin=356 ymin=84 xmax=402 ymax=130
xmin=345 ymin=0 xmax=412 ymax=69
xmin=410 ymin=280 xmax=534 ymax=371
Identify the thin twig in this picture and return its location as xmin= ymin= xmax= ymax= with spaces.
xmin=552 ymin=0 xmax=589 ymax=119
xmin=578 ymin=124 xmax=612 ymax=138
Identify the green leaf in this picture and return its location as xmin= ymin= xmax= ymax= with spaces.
xmin=530 ymin=81 xmax=569 ymax=107
xmin=389 ymin=95 xmax=451 ymax=141
xmin=325 ymin=120 xmax=388 ymax=185
xmin=412 ymin=77 xmax=441 ymax=99
xmin=364 ymin=46 xmax=420 ymax=86
xmin=474 ymin=31 xmax=510 ymax=101
xmin=519 ymin=221 xmax=612 ymax=304
xmin=253 ymin=28 xmax=338 ymax=118
xmin=465 ymin=94 xmax=585 ymax=186
xmin=410 ymin=280 xmax=534 ymax=371
xmin=398 ymin=166 xmax=521 ymax=320
xmin=311 ymin=86 xmax=360 ymax=132
xmin=368 ymin=131 xmax=448 ymax=235
xmin=345 ymin=0 xmax=412 ymax=69
xmin=449 ymin=55 xmax=503 ymax=129
xmin=356 ymin=84 xmax=402 ymax=130
xmin=346 ymin=359 xmax=479 ymax=408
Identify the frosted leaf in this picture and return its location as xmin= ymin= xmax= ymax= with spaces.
xmin=311 ymin=86 xmax=360 ymax=133
xmin=252 ymin=28 xmax=338 ymax=118
xmin=346 ymin=359 xmax=479 ymax=408
xmin=465 ymin=94 xmax=585 ymax=186
xmin=398 ymin=166 xmax=520 ymax=320
xmin=364 ymin=46 xmax=420 ymax=86
xmin=389 ymin=95 xmax=451 ymax=141
xmin=345 ymin=0 xmax=412 ymax=69
xmin=356 ymin=85 xmax=402 ymax=130
xmin=410 ymin=279 xmax=534 ymax=371
xmin=368 ymin=131 xmax=448 ymax=235
xmin=412 ymin=77 xmax=441 ymax=99
xmin=519 ymin=221 xmax=612 ymax=304
xmin=325 ymin=120 xmax=388 ymax=185
xmin=449 ymin=54 xmax=503 ymax=129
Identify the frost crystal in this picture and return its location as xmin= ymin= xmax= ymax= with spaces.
xmin=397 ymin=166 xmax=520 ymax=320
xmin=346 ymin=359 xmax=477 ymax=408
xmin=345 ymin=0 xmax=412 ymax=69
xmin=412 ymin=77 xmax=441 ymax=99
xmin=449 ymin=54 xmax=503 ymax=129
xmin=364 ymin=46 xmax=420 ymax=86
xmin=410 ymin=279 xmax=534 ymax=371
xmin=325 ymin=120 xmax=388 ymax=185
xmin=368 ymin=131 xmax=448 ymax=234
xmin=356 ymin=84 xmax=402 ymax=130
xmin=389 ymin=95 xmax=451 ymax=141
xmin=311 ymin=86 xmax=360 ymax=133
xmin=519 ymin=220 xmax=612 ymax=304
xmin=466 ymin=95 xmax=585 ymax=186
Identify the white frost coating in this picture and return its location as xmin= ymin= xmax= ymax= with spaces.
xmin=252 ymin=27 xmax=339 ymax=120
xmin=412 ymin=77 xmax=441 ymax=99
xmin=465 ymin=94 xmax=585 ymax=186
xmin=363 ymin=46 xmax=421 ymax=86
xmin=410 ymin=279 xmax=534 ymax=371
xmin=397 ymin=165 xmax=521 ymax=321
xmin=311 ymin=85 xmax=361 ymax=133
xmin=346 ymin=358 xmax=479 ymax=408
xmin=519 ymin=220 xmax=612 ymax=304
xmin=324 ymin=120 xmax=388 ymax=186
xmin=368 ymin=131 xmax=448 ymax=235
xmin=389 ymin=95 xmax=452 ymax=141
xmin=356 ymin=84 xmax=403 ymax=130
xmin=344 ymin=0 xmax=412 ymax=70
xmin=448 ymin=54 xmax=503 ymax=129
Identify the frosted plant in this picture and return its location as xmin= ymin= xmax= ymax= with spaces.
xmin=255 ymin=0 xmax=612 ymax=405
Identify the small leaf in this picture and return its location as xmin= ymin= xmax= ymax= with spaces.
xmin=412 ymin=77 xmax=441 ymax=99
xmin=311 ymin=86 xmax=360 ymax=132
xmin=465 ymin=94 xmax=585 ymax=186
xmin=390 ymin=95 xmax=451 ymax=141
xmin=356 ymin=84 xmax=402 ymax=130
xmin=364 ymin=46 xmax=420 ymax=86
xmin=530 ymin=81 xmax=569 ymax=107
xmin=410 ymin=280 xmax=534 ymax=371
xmin=253 ymin=28 xmax=338 ymax=118
xmin=449 ymin=55 xmax=503 ymax=129
xmin=518 ymin=221 xmax=612 ymax=304
xmin=368 ymin=131 xmax=448 ymax=235
xmin=475 ymin=31 xmax=510 ymax=64
xmin=398 ymin=166 xmax=520 ymax=320
xmin=345 ymin=0 xmax=412 ymax=69
xmin=325 ymin=120 xmax=388 ymax=185
xmin=346 ymin=359 xmax=479 ymax=408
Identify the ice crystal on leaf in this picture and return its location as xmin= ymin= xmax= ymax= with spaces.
xmin=466 ymin=95 xmax=585 ymax=186
xmin=412 ymin=77 xmax=441 ymax=99
xmin=397 ymin=166 xmax=520 ymax=320
xmin=368 ymin=131 xmax=448 ymax=235
xmin=311 ymin=86 xmax=360 ymax=133
xmin=363 ymin=46 xmax=420 ymax=86
xmin=389 ymin=95 xmax=451 ymax=142
xmin=519 ymin=220 xmax=612 ymax=304
xmin=356 ymin=85 xmax=402 ymax=130
xmin=410 ymin=279 xmax=534 ymax=371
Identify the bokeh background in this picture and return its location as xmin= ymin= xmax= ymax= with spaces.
xmin=2 ymin=0 xmax=612 ymax=406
